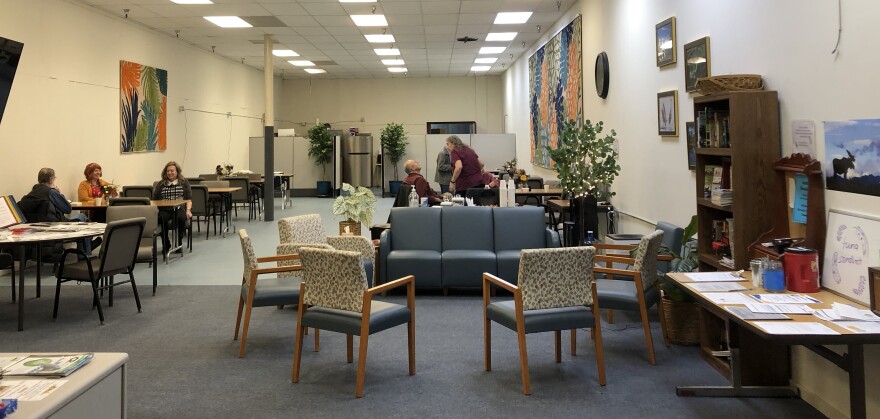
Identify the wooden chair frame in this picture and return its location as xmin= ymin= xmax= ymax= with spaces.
xmin=291 ymin=274 xmax=415 ymax=398
xmin=233 ymin=253 xmax=304 ymax=358
xmin=482 ymin=272 xmax=606 ymax=395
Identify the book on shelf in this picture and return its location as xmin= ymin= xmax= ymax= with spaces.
xmin=703 ymin=165 xmax=720 ymax=198
xmin=711 ymin=189 xmax=733 ymax=206
xmin=0 ymin=353 xmax=93 ymax=377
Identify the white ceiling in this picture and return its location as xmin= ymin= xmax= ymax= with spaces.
xmin=74 ymin=0 xmax=572 ymax=79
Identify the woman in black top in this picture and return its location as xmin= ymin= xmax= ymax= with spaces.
xmin=152 ymin=161 xmax=192 ymax=253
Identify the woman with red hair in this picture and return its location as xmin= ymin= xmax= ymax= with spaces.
xmin=77 ymin=162 xmax=118 ymax=204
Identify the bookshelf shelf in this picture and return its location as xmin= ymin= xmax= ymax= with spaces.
xmin=695 ymin=148 xmax=733 ymax=157
xmin=696 ymin=198 xmax=732 ymax=212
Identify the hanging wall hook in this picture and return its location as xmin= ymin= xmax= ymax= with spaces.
xmin=175 ymin=30 xmax=180 ymax=38
xmin=123 ymin=9 xmax=129 ymax=19
xmin=211 ymin=46 xmax=216 ymax=53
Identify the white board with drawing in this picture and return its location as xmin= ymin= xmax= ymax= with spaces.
xmin=822 ymin=209 xmax=880 ymax=305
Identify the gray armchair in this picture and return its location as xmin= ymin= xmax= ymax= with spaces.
xmin=107 ymin=205 xmax=160 ymax=295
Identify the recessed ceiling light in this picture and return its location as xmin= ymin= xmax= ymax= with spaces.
xmin=494 ymin=12 xmax=532 ymax=24
xmin=365 ymin=34 xmax=395 ymax=43
xmin=388 ymin=67 xmax=407 ymax=73
xmin=289 ymin=60 xmax=315 ymax=66
xmin=479 ymin=47 xmax=505 ymax=54
xmin=474 ymin=57 xmax=498 ymax=64
xmin=471 ymin=66 xmax=491 ymax=71
xmin=486 ymin=32 xmax=517 ymax=41
xmin=204 ymin=16 xmax=252 ymax=28
xmin=171 ymin=0 xmax=213 ymax=4
xmin=272 ymin=50 xmax=299 ymax=57
xmin=382 ymin=59 xmax=405 ymax=65
xmin=339 ymin=0 xmax=376 ymax=2
xmin=305 ymin=69 xmax=326 ymax=74
xmin=374 ymin=48 xmax=400 ymax=56
xmin=351 ymin=15 xmax=388 ymax=26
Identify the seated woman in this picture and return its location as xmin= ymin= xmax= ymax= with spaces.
xmin=152 ymin=161 xmax=193 ymax=253
xmin=77 ymin=162 xmax=117 ymax=222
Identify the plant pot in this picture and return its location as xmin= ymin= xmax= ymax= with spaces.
xmin=389 ymin=180 xmax=403 ymax=196
xmin=316 ymin=181 xmax=332 ymax=197
xmin=339 ymin=220 xmax=361 ymax=236
xmin=659 ymin=294 xmax=701 ymax=345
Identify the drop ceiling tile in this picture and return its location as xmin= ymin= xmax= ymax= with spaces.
xmin=292 ymin=26 xmax=331 ymax=36
xmin=276 ymin=15 xmax=321 ymax=27
xmin=460 ymin=1 xmax=500 ymax=14
xmin=300 ymin=2 xmax=347 ymax=15
xmin=313 ymin=15 xmax=355 ymax=27
xmin=260 ymin=3 xmax=308 ymax=15
xmin=421 ymin=1 xmax=461 ymax=14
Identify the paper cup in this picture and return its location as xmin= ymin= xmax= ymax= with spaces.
xmin=544 ymin=185 xmax=550 ymax=191
xmin=95 ymin=197 xmax=103 ymax=206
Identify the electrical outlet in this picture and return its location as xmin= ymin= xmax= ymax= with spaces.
xmin=178 ymin=105 xmax=184 ymax=112
xmin=360 ymin=116 xmax=365 ymax=122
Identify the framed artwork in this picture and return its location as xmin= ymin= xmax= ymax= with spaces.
xmin=686 ymin=121 xmax=696 ymax=170
xmin=120 ymin=60 xmax=167 ymax=153
xmin=823 ymin=119 xmax=880 ymax=197
xmin=655 ymin=17 xmax=676 ymax=67
xmin=529 ymin=15 xmax=583 ymax=168
xmin=822 ymin=209 xmax=880 ymax=305
xmin=657 ymin=90 xmax=678 ymax=136
xmin=684 ymin=36 xmax=710 ymax=92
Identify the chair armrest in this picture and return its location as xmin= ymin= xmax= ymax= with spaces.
xmin=59 ymin=248 xmax=89 ymax=266
xmin=379 ymin=229 xmax=391 ymax=284
xmin=595 ymin=254 xmax=636 ymax=265
xmin=657 ymin=254 xmax=674 ymax=261
xmin=367 ymin=274 xmax=413 ymax=297
xmin=592 ymin=242 xmax=636 ymax=251
xmin=253 ymin=265 xmax=302 ymax=276
xmin=276 ymin=242 xmax=332 ymax=255
xmin=328 ymin=236 xmax=375 ymax=263
xmin=257 ymin=253 xmax=301 ymax=263
xmin=545 ymin=228 xmax=561 ymax=247
xmin=593 ymin=265 xmax=636 ymax=278
xmin=482 ymin=272 xmax=518 ymax=293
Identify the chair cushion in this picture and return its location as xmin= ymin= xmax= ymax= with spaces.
xmin=136 ymin=244 xmax=155 ymax=262
xmin=57 ymin=260 xmax=98 ymax=281
xmin=301 ymin=300 xmax=411 ymax=336
xmin=493 ymin=207 xmax=548 ymax=251
xmin=441 ymin=249 xmax=496 ymax=288
xmin=487 ymin=300 xmax=595 ymax=334
xmin=387 ymin=250 xmax=441 ymax=288
xmin=242 ymin=277 xmax=301 ymax=307
xmin=595 ymin=279 xmax=660 ymax=311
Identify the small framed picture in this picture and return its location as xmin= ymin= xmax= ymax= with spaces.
xmin=684 ymin=36 xmax=711 ymax=92
xmin=686 ymin=121 xmax=696 ymax=170
xmin=657 ymin=90 xmax=678 ymax=136
xmin=656 ymin=17 xmax=676 ymax=67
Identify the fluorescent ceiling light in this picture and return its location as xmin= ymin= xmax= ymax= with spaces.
xmin=305 ymin=69 xmax=326 ymax=74
xmin=471 ymin=66 xmax=491 ymax=71
xmin=494 ymin=12 xmax=532 ymax=24
xmin=474 ymin=57 xmax=498 ymax=64
xmin=339 ymin=0 xmax=376 ymax=2
xmin=374 ymin=48 xmax=400 ymax=56
xmin=486 ymin=32 xmax=517 ymax=41
xmin=365 ymin=34 xmax=395 ymax=43
xmin=388 ymin=67 xmax=407 ymax=73
xmin=272 ymin=49 xmax=299 ymax=57
xmin=351 ymin=15 xmax=388 ymax=26
xmin=382 ymin=59 xmax=405 ymax=65
xmin=204 ymin=16 xmax=252 ymax=28
xmin=288 ymin=60 xmax=315 ymax=66
xmin=172 ymin=0 xmax=213 ymax=4
xmin=479 ymin=47 xmax=505 ymax=54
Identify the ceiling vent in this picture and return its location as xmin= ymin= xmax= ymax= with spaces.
xmin=457 ymin=36 xmax=478 ymax=43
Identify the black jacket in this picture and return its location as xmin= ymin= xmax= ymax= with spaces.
xmin=19 ymin=184 xmax=65 ymax=223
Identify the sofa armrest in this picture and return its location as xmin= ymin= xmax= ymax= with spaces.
xmin=379 ymin=228 xmax=391 ymax=284
xmin=545 ymin=227 xmax=561 ymax=248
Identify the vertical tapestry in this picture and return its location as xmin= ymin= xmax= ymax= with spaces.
xmin=529 ymin=15 xmax=583 ymax=168
xmin=120 ymin=60 xmax=167 ymax=153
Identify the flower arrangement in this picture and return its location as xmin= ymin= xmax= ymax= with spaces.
xmin=101 ymin=182 xmax=119 ymax=197
xmin=216 ymin=163 xmax=234 ymax=176
xmin=517 ymin=169 xmax=528 ymax=184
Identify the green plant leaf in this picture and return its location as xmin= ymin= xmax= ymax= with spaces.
xmin=332 ymin=183 xmax=377 ymax=226
xmin=380 ymin=123 xmax=408 ymax=181
xmin=307 ymin=124 xmax=334 ymax=180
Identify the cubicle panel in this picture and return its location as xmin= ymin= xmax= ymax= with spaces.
xmin=292 ymin=136 xmax=323 ymax=189
xmin=471 ymin=134 xmax=515 ymax=172
xmin=248 ymin=136 xmax=294 ymax=174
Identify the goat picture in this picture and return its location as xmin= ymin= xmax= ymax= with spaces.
xmin=832 ymin=150 xmax=856 ymax=179
xmin=824 ymin=119 xmax=880 ymax=197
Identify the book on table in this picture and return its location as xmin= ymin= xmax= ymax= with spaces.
xmin=0 ymin=353 xmax=93 ymax=377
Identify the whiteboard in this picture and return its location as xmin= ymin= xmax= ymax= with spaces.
xmin=822 ymin=208 xmax=880 ymax=305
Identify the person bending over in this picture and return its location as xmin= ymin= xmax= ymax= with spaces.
xmin=402 ymin=159 xmax=442 ymax=205
xmin=152 ymin=161 xmax=192 ymax=253
xmin=446 ymin=135 xmax=484 ymax=195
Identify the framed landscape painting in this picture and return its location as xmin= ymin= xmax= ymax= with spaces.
xmin=656 ymin=17 xmax=676 ymax=67
xmin=684 ymin=36 xmax=710 ymax=92
xmin=657 ymin=90 xmax=678 ymax=136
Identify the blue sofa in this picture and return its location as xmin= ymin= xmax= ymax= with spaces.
xmin=379 ymin=206 xmax=560 ymax=289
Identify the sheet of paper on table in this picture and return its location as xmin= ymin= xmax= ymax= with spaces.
xmin=725 ymin=306 xmax=790 ymax=320
xmin=0 ymin=379 xmax=68 ymax=401
xmin=836 ymin=321 xmax=880 ymax=334
xmin=689 ymin=282 xmax=748 ymax=292
xmin=745 ymin=303 xmax=814 ymax=314
xmin=684 ymin=272 xmax=747 ymax=282
xmin=701 ymin=292 xmax=757 ymax=305
xmin=753 ymin=321 xmax=840 ymax=335
xmin=751 ymin=294 xmax=820 ymax=304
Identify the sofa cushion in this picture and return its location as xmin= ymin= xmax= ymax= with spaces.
xmin=495 ymin=249 xmax=521 ymax=285
xmin=441 ymin=207 xmax=494 ymax=251
xmin=390 ymin=207 xmax=441 ymax=251
xmin=388 ymin=250 xmax=442 ymax=288
xmin=493 ymin=207 xmax=548 ymax=251
xmin=441 ymin=249 xmax=496 ymax=288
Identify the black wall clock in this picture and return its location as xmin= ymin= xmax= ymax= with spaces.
xmin=595 ymin=51 xmax=609 ymax=99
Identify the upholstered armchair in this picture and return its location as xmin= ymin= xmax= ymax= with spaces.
xmin=483 ymin=247 xmax=606 ymax=395
xmin=277 ymin=214 xmax=375 ymax=286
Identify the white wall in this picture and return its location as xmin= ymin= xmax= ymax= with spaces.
xmin=0 ymin=0 xmax=270 ymax=198
xmin=503 ymin=1 xmax=880 ymax=417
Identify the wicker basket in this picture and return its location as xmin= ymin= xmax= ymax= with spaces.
xmin=660 ymin=295 xmax=701 ymax=345
xmin=695 ymin=74 xmax=764 ymax=95
xmin=339 ymin=220 xmax=362 ymax=236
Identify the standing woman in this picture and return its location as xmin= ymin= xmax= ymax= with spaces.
xmin=446 ymin=135 xmax=484 ymax=195
xmin=435 ymin=147 xmax=453 ymax=193
xmin=153 ymin=161 xmax=192 ymax=253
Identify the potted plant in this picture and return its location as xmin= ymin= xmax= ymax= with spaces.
xmin=307 ymin=123 xmax=334 ymax=197
xmin=546 ymin=119 xmax=620 ymax=245
xmin=380 ymin=122 xmax=408 ymax=195
xmin=658 ymin=215 xmax=701 ymax=345
xmin=332 ymin=183 xmax=377 ymax=236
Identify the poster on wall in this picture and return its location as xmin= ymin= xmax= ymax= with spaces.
xmin=823 ymin=119 xmax=880 ymax=197
xmin=529 ymin=15 xmax=583 ymax=168
xmin=120 ymin=60 xmax=167 ymax=153
xmin=822 ymin=209 xmax=880 ymax=305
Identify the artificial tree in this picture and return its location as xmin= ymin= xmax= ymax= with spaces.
xmin=307 ymin=123 xmax=334 ymax=195
xmin=546 ymin=119 xmax=620 ymax=245
xmin=380 ymin=122 xmax=408 ymax=183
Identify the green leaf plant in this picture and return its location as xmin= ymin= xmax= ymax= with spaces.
xmin=307 ymin=124 xmax=334 ymax=181
xmin=546 ymin=119 xmax=620 ymax=200
xmin=332 ymin=183 xmax=377 ymax=226
xmin=380 ymin=122 xmax=408 ymax=181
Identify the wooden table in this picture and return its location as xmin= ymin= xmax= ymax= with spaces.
xmin=0 ymin=223 xmax=107 ymax=330
xmin=667 ymin=272 xmax=880 ymax=419
xmin=74 ymin=200 xmax=188 ymax=261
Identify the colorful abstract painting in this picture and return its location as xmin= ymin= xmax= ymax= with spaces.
xmin=529 ymin=15 xmax=583 ymax=168
xmin=120 ymin=60 xmax=167 ymax=153
xmin=824 ymin=119 xmax=880 ymax=197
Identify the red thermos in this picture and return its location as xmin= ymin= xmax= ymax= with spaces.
xmin=783 ymin=246 xmax=820 ymax=293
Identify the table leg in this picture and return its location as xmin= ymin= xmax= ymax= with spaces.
xmin=165 ymin=205 xmax=184 ymax=263
xmin=676 ymin=348 xmax=798 ymax=398
xmin=849 ymin=344 xmax=866 ymax=419
xmin=18 ymin=248 xmax=26 ymax=331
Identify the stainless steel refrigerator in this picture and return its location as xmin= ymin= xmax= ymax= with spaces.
xmin=341 ymin=133 xmax=372 ymax=187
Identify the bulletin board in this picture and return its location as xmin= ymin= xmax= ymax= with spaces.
xmin=823 ymin=209 xmax=880 ymax=305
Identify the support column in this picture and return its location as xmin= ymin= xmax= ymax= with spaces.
xmin=263 ymin=34 xmax=275 ymax=221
